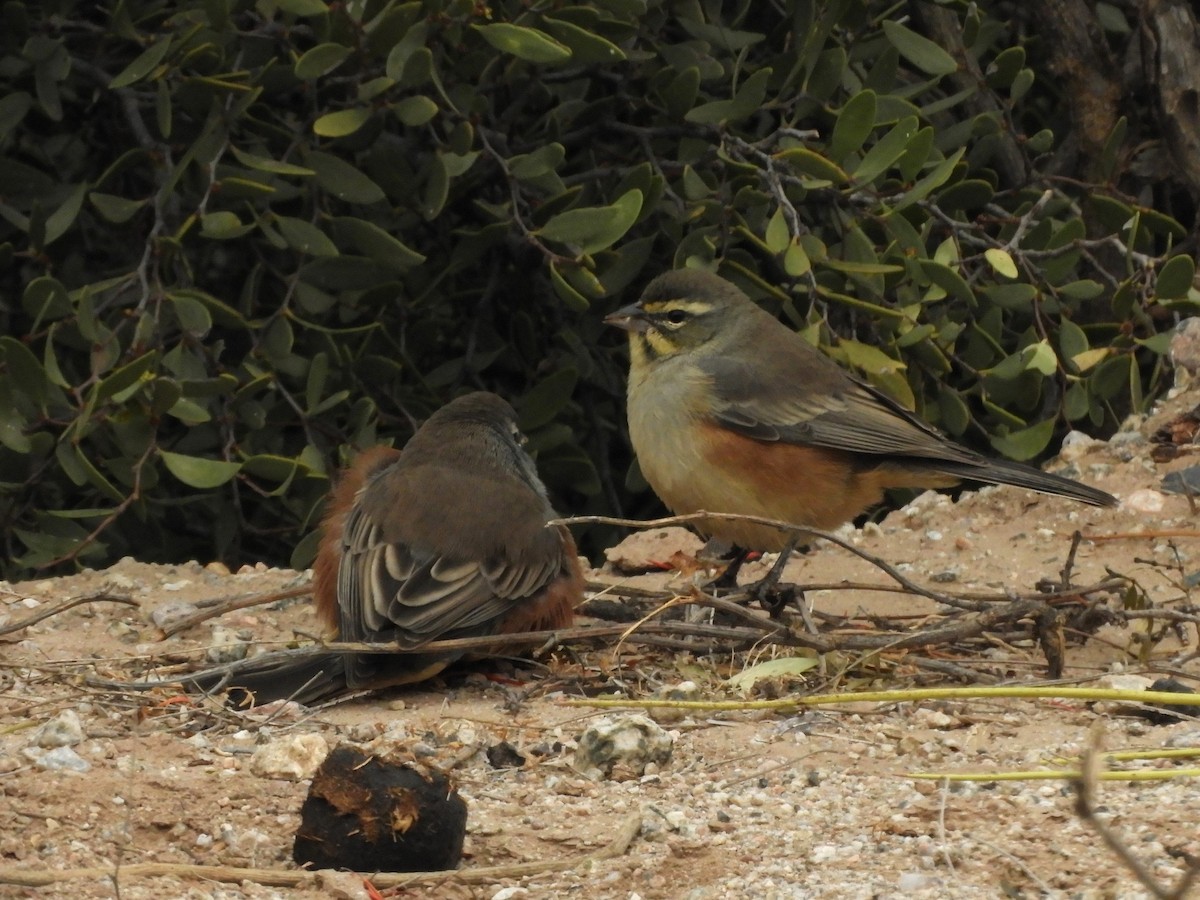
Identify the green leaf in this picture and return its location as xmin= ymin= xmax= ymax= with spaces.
xmin=201 ymin=210 xmax=254 ymax=239
xmin=775 ymin=147 xmax=849 ymax=184
xmin=989 ymin=417 xmax=1054 ymax=461
xmin=393 ymin=95 xmax=438 ymax=126
xmin=306 ymin=151 xmax=385 ymax=204
xmin=986 ymin=46 xmax=1026 ymax=88
xmin=677 ymin=18 xmax=765 ymax=52
xmin=851 ymin=116 xmax=919 ymax=184
xmin=783 ymin=239 xmax=810 ymax=276
xmin=836 ymin=339 xmax=905 ymax=376
xmin=0 ymin=91 xmax=32 ymax=139
xmin=313 ymin=107 xmax=371 ymax=138
xmin=893 ymin=147 xmax=965 ymax=210
xmin=0 ymin=407 xmax=30 ymax=453
xmin=984 ymin=248 xmax=1019 ymax=279
xmin=277 ymin=0 xmax=329 ymax=15
xmin=1072 ymin=347 xmax=1111 ymax=373
xmin=109 ymin=36 xmax=172 ymax=89
xmin=518 ymin=368 xmax=579 ymax=431
xmin=509 ymin=143 xmax=566 ymax=181
xmin=331 ymin=217 xmax=425 ymax=271
xmin=473 ymin=23 xmax=572 ymax=64
xmin=882 ymin=20 xmax=958 ymax=76
xmin=294 ymin=42 xmax=352 ymax=80
xmin=537 ymin=188 xmax=643 ymax=255
xmin=685 ymin=67 xmax=772 ymax=125
xmin=43 ymin=183 xmax=87 ymax=245
xmin=727 ymin=656 xmax=819 ymax=694
xmin=830 ymin=89 xmax=877 ymax=163
xmin=94 ymin=351 xmax=159 ymax=402
xmin=918 ymin=260 xmax=975 ymax=306
xmin=160 ymin=451 xmax=242 ymax=488
xmin=169 ymin=292 xmax=213 ymax=336
xmin=89 ymin=192 xmax=145 ymax=224
xmin=548 ymin=262 xmax=591 ymax=311
xmin=275 ymin=216 xmax=339 ymax=256
xmin=1024 ymin=340 xmax=1058 ymax=376
xmin=1156 ymin=254 xmax=1195 ymax=300
xmin=541 ymin=17 xmax=627 ymax=64
xmin=229 ymin=146 xmax=315 ymax=176
xmin=764 ymin=206 xmax=789 ymax=254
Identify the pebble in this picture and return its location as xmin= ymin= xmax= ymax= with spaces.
xmin=249 ymin=733 xmax=329 ymax=780
xmin=1124 ymin=488 xmax=1166 ymax=514
xmin=574 ymin=715 xmax=674 ymax=780
xmin=28 ymin=746 xmax=90 ymax=772
xmin=205 ymin=624 xmax=251 ymax=664
xmin=149 ymin=599 xmax=200 ymax=630
xmin=33 ymin=709 xmax=86 ymax=748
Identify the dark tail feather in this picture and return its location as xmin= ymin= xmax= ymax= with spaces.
xmin=185 ymin=649 xmax=349 ymax=708
xmin=936 ymin=456 xmax=1116 ymax=507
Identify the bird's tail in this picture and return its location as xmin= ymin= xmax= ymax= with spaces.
xmin=930 ymin=456 xmax=1116 ymax=507
xmin=185 ymin=649 xmax=349 ymax=708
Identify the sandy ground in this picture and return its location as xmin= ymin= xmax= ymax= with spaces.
xmin=1 ymin=384 xmax=1199 ymax=899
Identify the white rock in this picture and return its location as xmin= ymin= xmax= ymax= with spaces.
xmin=574 ymin=714 xmax=674 ymax=780
xmin=149 ymin=600 xmax=200 ymax=630
xmin=29 ymin=746 xmax=90 ymax=772
xmin=34 ymin=709 xmax=86 ymax=748
xmin=249 ymin=733 xmax=329 ymax=780
xmin=314 ymin=868 xmax=369 ymax=897
xmin=1123 ymin=489 xmax=1165 ymax=514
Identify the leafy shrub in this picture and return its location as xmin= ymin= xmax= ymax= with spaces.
xmin=1 ymin=0 xmax=1195 ymax=577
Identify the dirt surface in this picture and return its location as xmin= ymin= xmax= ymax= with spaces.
xmin=2 ymin=385 xmax=1200 ymax=899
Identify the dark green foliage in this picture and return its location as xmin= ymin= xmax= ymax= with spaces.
xmin=1 ymin=0 xmax=1194 ymax=577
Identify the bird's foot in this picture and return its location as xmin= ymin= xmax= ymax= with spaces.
xmin=744 ymin=574 xmax=802 ymax=620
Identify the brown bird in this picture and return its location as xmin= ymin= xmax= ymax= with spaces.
xmin=605 ymin=269 xmax=1115 ymax=586
xmin=191 ymin=392 xmax=583 ymax=706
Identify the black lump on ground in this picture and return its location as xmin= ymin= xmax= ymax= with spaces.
xmin=293 ymin=744 xmax=467 ymax=872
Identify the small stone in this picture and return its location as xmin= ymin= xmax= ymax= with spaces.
xmin=205 ymin=561 xmax=232 ymax=576
xmin=1059 ymin=430 xmax=1102 ymax=463
xmin=206 ymin=624 xmax=251 ymax=664
xmin=603 ymin=527 xmax=704 ymax=573
xmin=898 ymin=872 xmax=943 ymax=892
xmin=1169 ymin=317 xmax=1200 ymax=378
xmin=574 ymin=714 xmax=674 ymax=780
xmin=249 ymin=733 xmax=329 ymax=781
xmin=315 ymin=870 xmax=370 ymax=900
xmin=149 ymin=600 xmax=200 ymax=630
xmin=1124 ymin=489 xmax=1165 ymax=514
xmin=30 ymin=746 xmax=90 ymax=772
xmin=34 ymin=709 xmax=86 ymax=748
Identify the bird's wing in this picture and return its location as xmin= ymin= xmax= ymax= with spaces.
xmin=337 ymin=467 xmax=567 ymax=648
xmin=699 ymin=341 xmax=980 ymax=464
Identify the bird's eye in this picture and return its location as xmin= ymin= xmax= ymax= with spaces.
xmin=665 ymin=309 xmax=688 ymax=325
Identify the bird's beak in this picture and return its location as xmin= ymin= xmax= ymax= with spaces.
xmin=603 ymin=303 xmax=650 ymax=333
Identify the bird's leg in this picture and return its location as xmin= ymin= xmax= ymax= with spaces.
xmin=744 ymin=537 xmax=802 ymax=618
xmin=706 ymin=544 xmax=750 ymax=592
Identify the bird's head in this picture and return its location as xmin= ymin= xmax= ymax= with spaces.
xmin=604 ymin=269 xmax=748 ymax=364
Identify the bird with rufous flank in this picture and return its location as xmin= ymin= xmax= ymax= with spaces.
xmin=189 ymin=392 xmax=583 ymax=706
xmin=605 ymin=268 xmax=1116 ymax=592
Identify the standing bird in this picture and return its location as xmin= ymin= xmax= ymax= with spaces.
xmin=191 ymin=392 xmax=583 ymax=706
xmin=605 ymin=269 xmax=1116 ymax=588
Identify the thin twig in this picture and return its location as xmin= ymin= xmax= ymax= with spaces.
xmin=0 ymin=810 xmax=643 ymax=888
xmin=1075 ymin=729 xmax=1200 ymax=899
xmin=0 ymin=592 xmax=139 ymax=636
xmin=550 ymin=512 xmax=985 ymax=611
xmin=159 ymin=585 xmax=311 ymax=637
